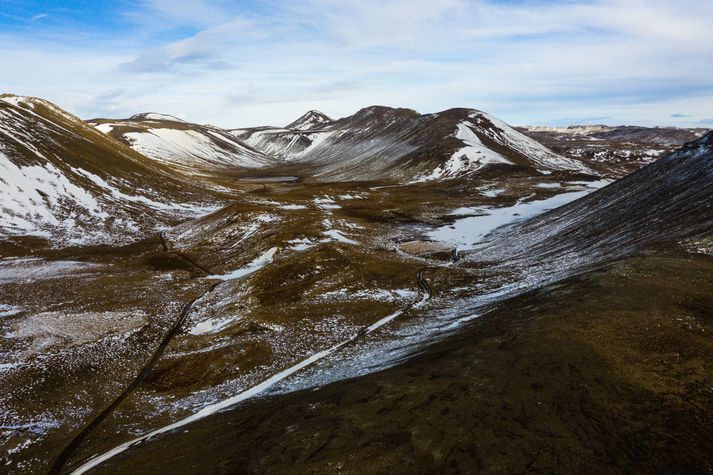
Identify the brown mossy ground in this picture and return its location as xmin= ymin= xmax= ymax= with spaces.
xmin=0 ymin=174 xmax=629 ymax=472
xmin=92 ymin=252 xmax=713 ymax=474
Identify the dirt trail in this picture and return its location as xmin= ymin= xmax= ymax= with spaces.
xmin=61 ymin=265 xmax=434 ymax=475
xmin=48 ymin=234 xmax=218 ymax=475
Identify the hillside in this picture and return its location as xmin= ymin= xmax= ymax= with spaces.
xmin=0 ymin=95 xmax=221 ymax=245
xmin=89 ymin=114 xmax=275 ymax=177
xmin=64 ymin=132 xmax=713 ymax=474
xmin=3 ymin=96 xmax=709 ymax=474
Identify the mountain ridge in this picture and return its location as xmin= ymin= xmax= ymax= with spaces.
xmin=232 ymin=105 xmax=595 ymax=181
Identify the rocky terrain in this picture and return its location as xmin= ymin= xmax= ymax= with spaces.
xmin=519 ymin=124 xmax=708 ymax=176
xmin=1 ymin=94 xmax=712 ymax=474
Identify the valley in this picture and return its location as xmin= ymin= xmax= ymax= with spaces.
xmin=1 ymin=94 xmax=712 ymax=474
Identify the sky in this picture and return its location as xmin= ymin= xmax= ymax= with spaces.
xmin=1 ymin=0 xmax=712 ymax=128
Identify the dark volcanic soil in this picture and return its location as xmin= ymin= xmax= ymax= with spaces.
xmin=91 ymin=252 xmax=713 ymax=474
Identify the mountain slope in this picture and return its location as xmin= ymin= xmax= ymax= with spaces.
xmin=233 ymin=106 xmax=595 ymax=182
xmin=79 ymin=133 xmax=713 ymax=475
xmin=0 ymin=95 xmax=219 ymax=244
xmin=89 ymin=114 xmax=275 ymax=176
xmin=467 ymin=131 xmax=713 ymax=286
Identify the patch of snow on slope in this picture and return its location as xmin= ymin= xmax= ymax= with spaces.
xmin=322 ymin=229 xmax=358 ymax=245
xmin=473 ymin=112 xmax=592 ymax=173
xmin=124 ymin=128 xmax=265 ymax=168
xmin=74 ymin=168 xmax=215 ymax=217
xmin=314 ymin=196 xmax=341 ymax=209
xmin=429 ymin=180 xmax=610 ymax=251
xmin=0 ymin=304 xmax=22 ymax=317
xmin=288 ymin=238 xmax=316 ymax=251
xmin=94 ymin=123 xmax=115 ymax=134
xmin=0 ymin=150 xmax=106 ymax=236
xmin=419 ymin=122 xmax=511 ymax=181
xmin=299 ymin=131 xmax=333 ymax=154
xmin=205 ymin=247 xmax=278 ymax=282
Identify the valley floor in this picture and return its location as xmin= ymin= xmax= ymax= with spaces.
xmin=0 ymin=171 xmax=606 ymax=472
xmin=2 ymin=169 xmax=711 ymax=474
xmin=94 ymin=252 xmax=713 ymax=474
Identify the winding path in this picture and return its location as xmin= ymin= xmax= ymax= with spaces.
xmin=48 ymin=234 xmax=218 ymax=475
xmin=62 ymin=266 xmax=433 ymax=474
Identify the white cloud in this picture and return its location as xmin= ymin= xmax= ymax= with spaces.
xmin=0 ymin=0 xmax=711 ymax=128
xmin=29 ymin=13 xmax=48 ymax=22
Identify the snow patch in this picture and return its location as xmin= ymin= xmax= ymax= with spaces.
xmin=205 ymin=247 xmax=278 ymax=282
xmin=94 ymin=123 xmax=115 ymax=134
xmin=0 ymin=304 xmax=21 ymax=317
xmin=288 ymin=238 xmax=317 ymax=251
xmin=322 ymin=229 xmax=358 ymax=245
xmin=0 ymin=151 xmax=105 ymax=236
xmin=429 ymin=181 xmax=610 ymax=251
xmin=419 ymin=122 xmax=511 ymax=181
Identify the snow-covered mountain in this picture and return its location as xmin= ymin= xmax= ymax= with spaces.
xmin=89 ymin=105 xmax=595 ymax=183
xmin=233 ymin=106 xmax=594 ymax=181
xmin=89 ymin=114 xmax=275 ymax=176
xmin=0 ymin=95 xmax=219 ymax=244
xmin=0 ymin=96 xmax=598 ymax=244
xmin=286 ymin=110 xmax=333 ymax=131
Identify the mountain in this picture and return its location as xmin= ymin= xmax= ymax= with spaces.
xmin=0 ymin=95 xmax=220 ymax=245
xmin=89 ymin=106 xmax=597 ymax=184
xmin=129 ymin=112 xmax=186 ymax=122
xmin=89 ymin=114 xmax=275 ymax=177
xmin=232 ymin=106 xmax=595 ymax=182
xmin=285 ymin=110 xmax=333 ymax=130
xmin=519 ymin=124 xmax=709 ymax=175
xmin=466 ymin=131 xmax=713 ymax=288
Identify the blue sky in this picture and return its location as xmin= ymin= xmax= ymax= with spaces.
xmin=1 ymin=0 xmax=712 ymax=128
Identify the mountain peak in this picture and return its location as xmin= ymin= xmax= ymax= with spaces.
xmin=129 ymin=112 xmax=186 ymax=123
xmin=352 ymin=105 xmax=420 ymax=120
xmin=286 ymin=110 xmax=333 ymax=130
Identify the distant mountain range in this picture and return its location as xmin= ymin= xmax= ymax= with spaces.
xmin=519 ymin=124 xmax=708 ymax=175
xmin=91 ymin=104 xmax=598 ymax=182
xmin=4 ymin=93 xmax=708 ymax=243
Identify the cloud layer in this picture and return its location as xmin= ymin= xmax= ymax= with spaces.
xmin=1 ymin=0 xmax=712 ymax=128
